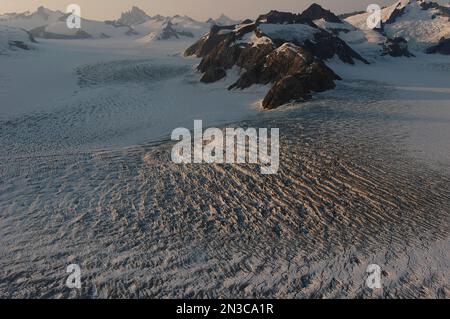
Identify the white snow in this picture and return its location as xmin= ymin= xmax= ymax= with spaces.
xmin=235 ymin=31 xmax=273 ymax=47
xmin=44 ymin=18 xmax=132 ymax=38
xmin=258 ymin=23 xmax=318 ymax=43
xmin=313 ymin=18 xmax=355 ymax=32
xmin=0 ymin=7 xmax=211 ymax=41
xmin=132 ymin=16 xmax=210 ymax=43
xmin=0 ymin=25 xmax=36 ymax=55
xmin=328 ymin=51 xmax=450 ymax=170
xmin=0 ymin=6 xmax=64 ymax=31
xmin=0 ymin=38 xmax=265 ymax=150
xmin=1 ymin=1 xmax=449 ymax=299
xmin=345 ymin=0 xmax=450 ymax=50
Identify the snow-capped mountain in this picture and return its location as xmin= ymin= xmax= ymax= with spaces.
xmin=117 ymin=6 xmax=151 ymax=26
xmin=110 ymin=7 xmax=211 ymax=41
xmin=0 ymin=6 xmax=64 ymax=30
xmin=0 ymin=6 xmax=135 ymax=39
xmin=30 ymin=18 xmax=136 ymax=39
xmin=345 ymin=0 xmax=450 ymax=52
xmin=0 ymin=25 xmax=37 ymax=55
xmin=206 ymin=14 xmax=241 ymax=26
xmin=0 ymin=6 xmax=237 ymax=41
xmin=185 ymin=4 xmax=369 ymax=109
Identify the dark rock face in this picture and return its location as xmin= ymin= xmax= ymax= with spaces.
xmin=185 ymin=5 xmax=367 ymax=109
xmin=159 ymin=21 xmax=180 ymax=39
xmin=436 ymin=5 xmax=450 ymax=20
xmin=426 ymin=37 xmax=450 ymax=55
xmin=384 ymin=4 xmax=407 ymax=25
xmin=256 ymin=10 xmax=309 ymax=25
xmin=259 ymin=44 xmax=341 ymax=109
xmin=26 ymin=31 xmax=38 ymax=43
xmin=118 ymin=6 xmax=150 ymax=26
xmin=201 ymin=67 xmax=227 ymax=83
xmin=158 ymin=21 xmax=194 ymax=40
xmin=381 ymin=37 xmax=414 ymax=57
xmin=185 ymin=24 xmax=248 ymax=57
xmin=8 ymin=40 xmax=31 ymax=50
xmin=299 ymin=3 xmax=342 ymax=23
xmin=418 ymin=0 xmax=450 ymax=19
xmin=125 ymin=28 xmax=139 ymax=36
xmin=303 ymin=32 xmax=368 ymax=64
xmin=35 ymin=6 xmax=50 ymax=21
xmin=419 ymin=1 xmax=440 ymax=10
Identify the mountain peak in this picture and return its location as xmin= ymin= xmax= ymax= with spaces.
xmin=207 ymin=13 xmax=239 ymax=26
xmin=118 ymin=6 xmax=150 ymax=26
xmin=300 ymin=3 xmax=342 ymax=23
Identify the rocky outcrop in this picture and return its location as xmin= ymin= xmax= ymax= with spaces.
xmin=185 ymin=24 xmax=250 ymax=57
xmin=256 ymin=10 xmax=310 ymax=25
xmin=201 ymin=67 xmax=227 ymax=83
xmin=381 ymin=37 xmax=415 ymax=57
xmin=299 ymin=3 xmax=342 ymax=23
xmin=426 ymin=37 xmax=450 ymax=54
xmin=260 ymin=44 xmax=341 ymax=109
xmin=158 ymin=21 xmax=194 ymax=40
xmin=0 ymin=25 xmax=37 ymax=54
xmin=418 ymin=1 xmax=450 ymax=19
xmin=184 ymin=5 xmax=368 ymax=109
xmin=419 ymin=1 xmax=440 ymax=10
xmin=118 ymin=6 xmax=150 ymax=26
xmin=302 ymin=32 xmax=368 ymax=64
xmin=384 ymin=2 xmax=407 ymax=25
xmin=8 ymin=40 xmax=31 ymax=50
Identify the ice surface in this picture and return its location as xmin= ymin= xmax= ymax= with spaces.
xmin=0 ymin=5 xmax=449 ymax=299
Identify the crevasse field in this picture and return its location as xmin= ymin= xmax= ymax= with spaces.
xmin=0 ymin=37 xmax=449 ymax=298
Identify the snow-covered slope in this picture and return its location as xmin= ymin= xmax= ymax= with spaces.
xmin=0 ymin=6 xmax=135 ymax=39
xmin=133 ymin=15 xmax=210 ymax=42
xmin=0 ymin=6 xmax=214 ymax=41
xmin=0 ymin=6 xmax=64 ymax=30
xmin=346 ymin=0 xmax=450 ymax=51
xmin=0 ymin=25 xmax=36 ymax=55
xmin=33 ymin=18 xmax=136 ymax=39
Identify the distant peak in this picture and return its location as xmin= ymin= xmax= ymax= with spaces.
xmin=208 ymin=13 xmax=239 ymax=26
xmin=300 ymin=3 xmax=342 ymax=23
xmin=118 ymin=6 xmax=150 ymax=26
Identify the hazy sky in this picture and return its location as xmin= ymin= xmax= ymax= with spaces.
xmin=0 ymin=0 xmax=442 ymax=21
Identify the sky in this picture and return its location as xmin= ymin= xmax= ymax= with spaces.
xmin=0 ymin=0 xmax=445 ymax=21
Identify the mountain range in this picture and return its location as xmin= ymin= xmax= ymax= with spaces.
xmin=185 ymin=0 xmax=450 ymax=109
xmin=1 ymin=1 xmax=449 ymax=107
xmin=0 ymin=5 xmax=239 ymax=41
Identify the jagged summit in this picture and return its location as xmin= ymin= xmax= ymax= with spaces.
xmin=256 ymin=10 xmax=310 ymax=25
xmin=300 ymin=3 xmax=342 ymax=23
xmin=118 ymin=6 xmax=151 ymax=26
xmin=0 ymin=6 xmax=64 ymax=30
xmin=207 ymin=14 xmax=240 ymax=26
